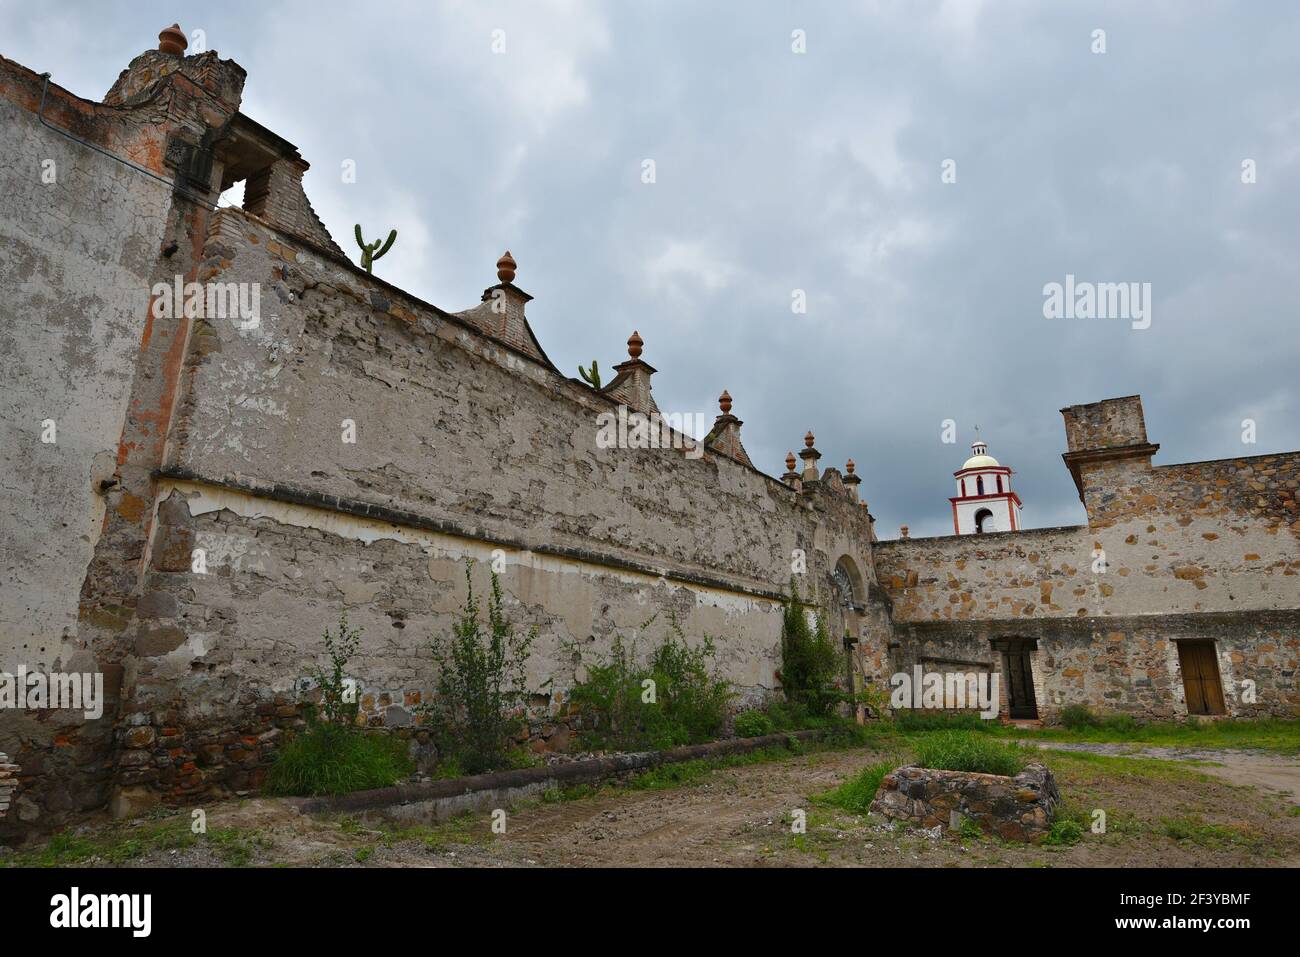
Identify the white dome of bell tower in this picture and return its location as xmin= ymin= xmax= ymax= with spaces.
xmin=950 ymin=435 xmax=1022 ymax=535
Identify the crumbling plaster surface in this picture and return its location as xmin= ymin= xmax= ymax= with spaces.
xmin=171 ymin=211 xmax=870 ymax=596
xmin=133 ymin=481 xmax=787 ymax=719
xmin=0 ymin=93 xmax=170 ymax=674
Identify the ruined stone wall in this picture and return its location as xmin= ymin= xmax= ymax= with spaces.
xmin=888 ymin=612 xmax=1299 ymax=719
xmin=170 ymin=210 xmax=832 ymax=589
xmin=875 ymin=433 xmax=1300 ymax=719
xmin=0 ymin=77 xmax=172 ymax=674
xmin=99 ymin=204 xmax=880 ymax=812
xmin=0 ymin=63 xmax=184 ymax=832
xmin=0 ymin=36 xmax=883 ymax=829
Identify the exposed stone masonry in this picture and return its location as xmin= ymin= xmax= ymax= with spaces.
xmin=870 ymin=763 xmax=1061 ymax=842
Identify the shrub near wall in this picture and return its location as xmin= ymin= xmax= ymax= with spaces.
xmin=568 ymin=616 xmax=732 ymax=750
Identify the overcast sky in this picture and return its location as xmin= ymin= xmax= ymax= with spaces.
xmin=6 ymin=0 xmax=1299 ymax=537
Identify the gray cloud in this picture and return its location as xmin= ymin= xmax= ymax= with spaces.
xmin=7 ymin=0 xmax=1298 ymax=538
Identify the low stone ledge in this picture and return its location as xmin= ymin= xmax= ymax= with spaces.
xmin=287 ymin=729 xmax=825 ymax=821
xmin=869 ymin=762 xmax=1060 ymax=843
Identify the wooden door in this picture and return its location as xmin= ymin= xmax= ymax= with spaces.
xmin=1004 ymin=646 xmax=1038 ymax=719
xmin=1178 ymin=641 xmax=1226 ymax=715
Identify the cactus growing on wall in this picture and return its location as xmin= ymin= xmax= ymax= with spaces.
xmin=578 ymin=360 xmax=602 ymax=389
xmin=354 ymin=224 xmax=397 ymax=274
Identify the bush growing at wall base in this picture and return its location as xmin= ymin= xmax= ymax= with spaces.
xmin=423 ymin=560 xmax=537 ymax=774
xmin=568 ymin=616 xmax=732 ymax=750
xmin=734 ymin=709 xmax=775 ymax=738
xmin=778 ymin=579 xmax=844 ymax=719
xmin=265 ymin=723 xmax=411 ymax=796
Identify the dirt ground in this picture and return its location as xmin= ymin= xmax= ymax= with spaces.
xmin=29 ymin=741 xmax=1298 ymax=868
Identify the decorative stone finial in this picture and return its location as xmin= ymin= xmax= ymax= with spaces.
xmin=846 ymin=458 xmax=855 ymax=475
xmin=496 ymin=250 xmax=517 ymax=284
xmin=158 ymin=24 xmax=187 ymax=56
xmin=627 ymin=330 xmax=643 ymax=359
xmin=804 ymin=430 xmax=815 ymax=449
xmin=719 ymin=390 xmax=732 ymax=414
xmin=785 ymin=451 xmax=796 ymax=472
xmin=900 ymin=525 xmax=910 ymax=539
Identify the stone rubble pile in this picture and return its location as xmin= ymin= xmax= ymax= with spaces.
xmin=870 ymin=762 xmax=1060 ymax=843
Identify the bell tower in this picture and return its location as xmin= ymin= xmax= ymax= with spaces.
xmin=950 ymin=436 xmax=1022 ymax=534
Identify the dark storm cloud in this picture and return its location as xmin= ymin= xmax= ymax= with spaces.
xmin=7 ymin=0 xmax=1297 ymax=538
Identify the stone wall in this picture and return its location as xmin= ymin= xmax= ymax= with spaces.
xmin=0 ymin=45 xmax=879 ymax=825
xmin=876 ymin=397 xmax=1300 ymax=721
xmin=102 ymin=203 xmax=882 ymax=808
xmin=2 ymin=27 xmax=1298 ymax=838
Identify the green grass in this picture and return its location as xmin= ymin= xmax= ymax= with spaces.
xmin=264 ymin=723 xmax=412 ymax=796
xmin=624 ymin=743 xmax=804 ymax=790
xmin=1160 ymin=814 xmax=1265 ymax=849
xmin=812 ymin=760 xmax=897 ymax=815
xmin=1 ymin=815 xmax=268 ymax=868
xmin=378 ymin=812 xmax=492 ymax=854
xmin=992 ymin=717 xmax=1300 ymax=755
xmin=1034 ymin=747 xmax=1219 ymax=783
xmin=913 ymin=731 xmax=1028 ymax=776
xmin=892 ymin=711 xmax=1300 ymax=756
xmin=1043 ymin=817 xmax=1085 ymax=846
xmin=734 ymin=709 xmax=776 ymax=738
xmin=894 ymin=711 xmax=992 ymax=733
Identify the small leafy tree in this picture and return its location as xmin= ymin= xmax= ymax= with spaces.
xmin=778 ymin=578 xmax=843 ymax=720
xmin=424 ymin=559 xmax=536 ymax=773
xmin=312 ymin=612 xmax=362 ymax=727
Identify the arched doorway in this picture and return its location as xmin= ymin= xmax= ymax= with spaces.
xmin=832 ymin=556 xmax=866 ymax=722
xmin=974 ymin=508 xmax=996 ymax=534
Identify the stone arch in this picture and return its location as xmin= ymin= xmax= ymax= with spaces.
xmin=832 ymin=554 xmax=869 ymax=722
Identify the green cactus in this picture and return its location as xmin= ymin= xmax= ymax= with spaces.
xmin=578 ymin=360 xmax=601 ymax=389
xmin=354 ymin=224 xmax=397 ymax=274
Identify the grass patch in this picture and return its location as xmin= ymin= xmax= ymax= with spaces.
xmin=913 ymin=731 xmax=1028 ymax=776
xmin=1043 ymin=818 xmax=1085 ymax=846
xmin=380 ymin=812 xmax=493 ymax=854
xmin=812 ymin=760 xmax=896 ymax=815
xmin=1035 ymin=748 xmax=1218 ymax=783
xmin=894 ymin=711 xmax=993 ymax=733
xmin=1160 ymin=814 xmax=1265 ymax=849
xmin=265 ymin=723 xmax=412 ymax=796
xmin=995 ymin=717 xmax=1300 ymax=755
xmin=0 ymin=814 xmax=270 ymax=868
xmin=624 ymin=745 xmax=797 ymax=790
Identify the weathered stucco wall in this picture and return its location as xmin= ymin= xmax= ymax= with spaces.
xmin=0 ymin=89 xmax=171 ymax=673
xmin=96 ymin=204 xmax=881 ymax=812
xmin=170 ymin=211 xmax=839 ymax=592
